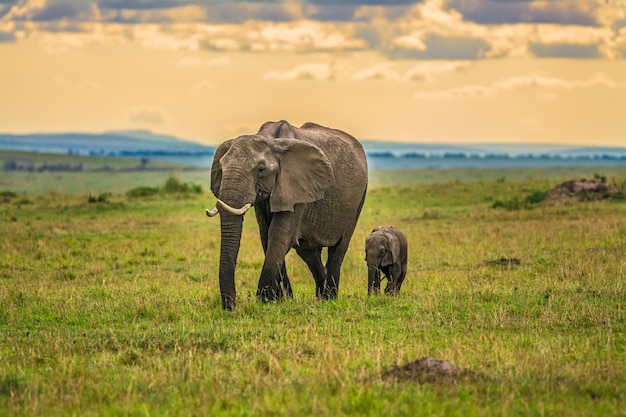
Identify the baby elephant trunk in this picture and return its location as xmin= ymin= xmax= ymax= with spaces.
xmin=367 ymin=265 xmax=381 ymax=295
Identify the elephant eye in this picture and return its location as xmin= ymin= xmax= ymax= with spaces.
xmin=257 ymin=165 xmax=266 ymax=175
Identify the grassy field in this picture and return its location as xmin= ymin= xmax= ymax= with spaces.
xmin=1 ymin=152 xmax=626 ymax=416
xmin=3 ymin=149 xmax=626 ymax=194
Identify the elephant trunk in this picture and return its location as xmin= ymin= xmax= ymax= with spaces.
xmin=214 ymin=179 xmax=255 ymax=310
xmin=367 ymin=265 xmax=381 ymax=295
xmin=218 ymin=212 xmax=243 ymax=310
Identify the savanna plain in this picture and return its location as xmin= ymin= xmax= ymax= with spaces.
xmin=1 ymin=152 xmax=625 ymax=416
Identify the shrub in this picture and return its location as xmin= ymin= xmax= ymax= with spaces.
xmin=127 ymin=186 xmax=159 ymax=198
xmin=126 ymin=176 xmax=203 ymax=198
xmin=524 ymin=190 xmax=547 ymax=204
xmin=492 ymin=196 xmax=524 ymax=210
xmin=163 ymin=176 xmax=203 ymax=195
xmin=0 ymin=190 xmax=17 ymax=199
xmin=88 ymin=193 xmax=111 ymax=203
xmin=493 ymin=188 xmax=549 ymax=210
xmin=593 ymin=172 xmax=607 ymax=183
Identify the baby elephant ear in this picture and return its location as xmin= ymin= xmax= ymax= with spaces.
xmin=381 ymin=231 xmax=400 ymax=266
xmin=270 ymin=139 xmax=335 ymax=212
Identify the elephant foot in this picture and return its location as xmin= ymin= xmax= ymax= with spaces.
xmin=256 ymin=283 xmax=287 ymax=303
xmin=384 ymin=285 xmax=400 ymax=296
xmin=319 ymin=286 xmax=338 ymax=300
xmin=368 ymin=286 xmax=380 ymax=296
xmin=221 ymin=294 xmax=236 ymax=310
xmin=280 ymin=281 xmax=294 ymax=299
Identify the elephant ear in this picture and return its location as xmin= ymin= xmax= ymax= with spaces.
xmin=258 ymin=120 xmax=297 ymax=139
xmin=210 ymin=139 xmax=233 ymax=197
xmin=270 ymin=139 xmax=335 ymax=212
xmin=381 ymin=230 xmax=400 ymax=266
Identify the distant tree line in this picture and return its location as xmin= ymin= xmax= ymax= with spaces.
xmin=366 ymin=151 xmax=626 ymax=160
xmin=3 ymin=160 xmax=84 ymax=172
xmin=3 ymin=159 xmax=206 ymax=173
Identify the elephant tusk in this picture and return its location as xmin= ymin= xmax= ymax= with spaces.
xmin=216 ymin=199 xmax=252 ymax=216
xmin=205 ymin=207 xmax=219 ymax=217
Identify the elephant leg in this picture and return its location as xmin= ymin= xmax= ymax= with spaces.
xmin=279 ymin=263 xmax=293 ymax=299
xmin=256 ymin=211 xmax=301 ymax=302
xmin=296 ymin=246 xmax=328 ymax=298
xmin=368 ymin=266 xmax=381 ymax=295
xmin=255 ymin=206 xmax=293 ymax=301
xmin=257 ymin=249 xmax=290 ymax=302
xmin=384 ymin=264 xmax=403 ymax=295
xmin=395 ymin=264 xmax=407 ymax=293
xmin=324 ymin=236 xmax=352 ymax=299
xmin=324 ymin=206 xmax=363 ymax=299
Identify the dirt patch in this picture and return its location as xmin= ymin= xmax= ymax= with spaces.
xmin=547 ymin=178 xmax=620 ymax=202
xmin=375 ymin=357 xmax=480 ymax=384
xmin=486 ymin=257 xmax=521 ymax=267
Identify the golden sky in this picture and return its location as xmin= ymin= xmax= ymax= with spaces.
xmin=1 ymin=0 xmax=625 ymax=146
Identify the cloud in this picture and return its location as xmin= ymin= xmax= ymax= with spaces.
xmin=414 ymin=84 xmax=496 ymax=100
xmin=389 ymin=0 xmax=621 ymax=59
xmin=447 ymin=0 xmax=600 ymax=26
xmin=1 ymin=0 xmax=624 ymax=59
xmin=353 ymin=60 xmax=470 ymax=81
xmin=414 ymin=72 xmax=626 ymax=100
xmin=126 ymin=106 xmax=169 ymax=124
xmin=2 ymin=0 xmax=102 ymax=22
xmin=390 ymin=35 xmax=490 ymax=59
xmin=104 ymin=3 xmax=206 ymax=24
xmin=0 ymin=29 xmax=15 ymax=41
xmin=262 ymin=59 xmax=470 ymax=83
xmin=190 ymin=80 xmax=217 ymax=96
xmin=493 ymin=73 xmax=626 ymax=90
xmin=1 ymin=0 xmax=47 ymax=21
xmin=405 ymin=60 xmax=470 ymax=80
xmin=263 ymin=63 xmax=333 ymax=81
xmin=530 ymin=43 xmax=601 ymax=58
xmin=177 ymin=55 xmax=232 ymax=67
xmin=246 ymin=20 xmax=366 ymax=52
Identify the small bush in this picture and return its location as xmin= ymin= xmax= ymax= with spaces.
xmin=127 ymin=186 xmax=159 ymax=198
xmin=163 ymin=176 xmax=203 ymax=194
xmin=126 ymin=176 xmax=203 ymax=198
xmin=492 ymin=196 xmax=524 ymax=210
xmin=0 ymin=190 xmax=18 ymax=199
xmin=88 ymin=193 xmax=111 ymax=203
xmin=524 ymin=190 xmax=547 ymax=204
xmin=16 ymin=197 xmax=31 ymax=205
xmin=593 ymin=173 xmax=607 ymax=183
xmin=493 ymin=189 xmax=548 ymax=210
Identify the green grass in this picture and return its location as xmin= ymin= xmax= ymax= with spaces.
xmin=1 ymin=154 xmax=626 ymax=416
xmin=0 ymin=151 xmax=207 ymax=194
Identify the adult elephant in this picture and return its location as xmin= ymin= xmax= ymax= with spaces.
xmin=206 ymin=120 xmax=368 ymax=310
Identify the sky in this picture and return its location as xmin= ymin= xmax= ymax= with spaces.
xmin=1 ymin=0 xmax=625 ymax=146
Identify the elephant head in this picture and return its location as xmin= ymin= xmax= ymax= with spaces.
xmin=366 ymin=227 xmax=401 ymax=268
xmin=206 ymin=121 xmax=336 ymax=309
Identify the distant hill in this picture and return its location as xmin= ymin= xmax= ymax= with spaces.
xmin=1 ymin=131 xmax=625 ymax=170
xmin=0 ymin=130 xmax=215 ymax=157
xmin=360 ymin=140 xmax=626 ymax=159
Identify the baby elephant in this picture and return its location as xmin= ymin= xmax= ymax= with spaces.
xmin=365 ymin=226 xmax=408 ymax=295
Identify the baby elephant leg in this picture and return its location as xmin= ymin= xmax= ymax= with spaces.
xmin=384 ymin=264 xmax=404 ymax=295
xmin=368 ymin=266 xmax=381 ymax=295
